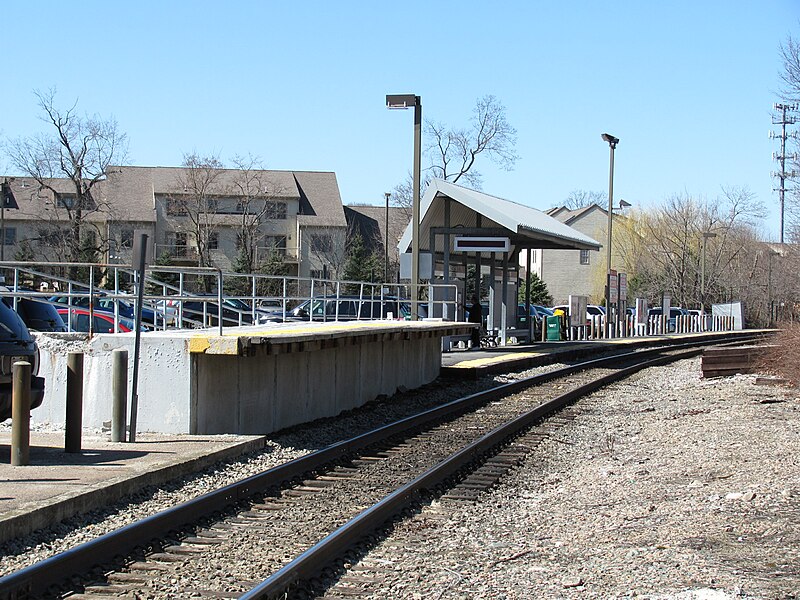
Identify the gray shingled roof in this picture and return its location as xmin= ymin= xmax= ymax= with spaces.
xmin=1 ymin=167 xmax=346 ymax=229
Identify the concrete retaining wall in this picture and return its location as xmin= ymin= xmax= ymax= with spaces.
xmin=30 ymin=322 xmax=468 ymax=435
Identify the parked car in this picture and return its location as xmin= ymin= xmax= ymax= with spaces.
xmin=517 ymin=303 xmax=554 ymax=337
xmin=50 ymin=293 xmax=168 ymax=326
xmin=0 ymin=288 xmax=68 ymax=332
xmin=57 ymin=307 xmax=138 ymax=333
xmin=172 ymin=295 xmax=256 ymax=328
xmin=647 ymin=307 xmax=690 ymax=333
xmin=0 ymin=301 xmax=45 ymax=421
xmin=13 ymin=298 xmax=68 ymax=332
xmin=551 ymin=304 xmax=605 ymax=325
xmin=285 ymin=296 xmax=410 ymax=322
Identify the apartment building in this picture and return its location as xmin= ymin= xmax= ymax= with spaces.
xmin=0 ymin=166 xmax=347 ymax=279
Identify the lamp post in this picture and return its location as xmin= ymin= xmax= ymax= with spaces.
xmin=384 ymin=192 xmax=390 ymax=282
xmin=700 ymin=231 xmax=717 ymax=313
xmin=601 ymin=133 xmax=619 ymax=336
xmin=387 ymin=94 xmax=422 ymax=320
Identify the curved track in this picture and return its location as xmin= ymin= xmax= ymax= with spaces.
xmin=0 ymin=334 xmax=767 ymax=599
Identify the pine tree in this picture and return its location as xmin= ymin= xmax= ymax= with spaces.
xmin=518 ymin=272 xmax=553 ymax=306
xmin=342 ymin=233 xmax=381 ymax=291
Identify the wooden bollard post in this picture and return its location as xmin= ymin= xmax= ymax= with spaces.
xmin=112 ymin=349 xmax=128 ymax=442
xmin=65 ymin=352 xmax=84 ymax=453
xmin=11 ymin=361 xmax=31 ymax=466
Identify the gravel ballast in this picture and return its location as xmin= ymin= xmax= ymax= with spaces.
xmin=331 ymin=358 xmax=800 ymax=599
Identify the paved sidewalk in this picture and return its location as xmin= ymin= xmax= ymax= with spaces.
xmin=0 ymin=430 xmax=265 ymax=543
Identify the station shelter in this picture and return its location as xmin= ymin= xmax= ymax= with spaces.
xmin=397 ymin=179 xmax=601 ymax=344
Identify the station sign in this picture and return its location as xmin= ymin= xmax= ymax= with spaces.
xmin=618 ymin=272 xmax=627 ymax=302
xmin=608 ymin=270 xmax=618 ymax=303
xmin=453 ymin=236 xmax=511 ymax=253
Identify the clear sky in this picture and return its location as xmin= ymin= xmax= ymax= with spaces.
xmin=1 ymin=1 xmax=797 ymax=240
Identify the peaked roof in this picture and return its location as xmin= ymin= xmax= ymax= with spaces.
xmin=547 ymin=203 xmax=605 ymax=226
xmin=398 ymin=179 xmax=601 ymax=255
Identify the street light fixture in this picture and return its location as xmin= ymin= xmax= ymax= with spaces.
xmin=386 ymin=94 xmax=422 ymax=320
xmin=601 ymin=133 xmax=619 ymax=336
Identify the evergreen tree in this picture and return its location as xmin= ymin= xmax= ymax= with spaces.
xmin=518 ymin=272 xmax=553 ymax=306
xmin=342 ymin=233 xmax=381 ymax=291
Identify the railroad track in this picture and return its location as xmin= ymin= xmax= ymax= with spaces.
xmin=0 ymin=334 xmax=769 ymax=600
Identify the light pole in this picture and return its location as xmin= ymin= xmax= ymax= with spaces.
xmin=384 ymin=192 xmax=390 ymax=282
xmin=700 ymin=231 xmax=717 ymax=313
xmin=601 ymin=133 xmax=619 ymax=336
xmin=387 ymin=94 xmax=422 ymax=320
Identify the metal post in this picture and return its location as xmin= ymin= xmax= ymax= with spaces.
xmin=65 ymin=352 xmax=83 ymax=453
xmin=411 ymin=97 xmax=422 ymax=321
xmin=384 ymin=192 xmax=390 ymax=282
xmin=11 ymin=361 xmax=31 ymax=466
xmin=525 ymin=249 xmax=532 ymax=343
xmin=112 ymin=349 xmax=128 ymax=442
xmin=129 ymin=232 xmax=148 ymax=443
xmin=602 ymin=134 xmax=619 ymax=337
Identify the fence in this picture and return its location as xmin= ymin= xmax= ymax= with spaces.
xmin=561 ymin=312 xmax=735 ymax=341
xmin=0 ymin=261 xmax=459 ymax=336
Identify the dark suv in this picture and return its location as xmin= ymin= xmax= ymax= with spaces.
xmin=0 ymin=300 xmax=45 ymax=421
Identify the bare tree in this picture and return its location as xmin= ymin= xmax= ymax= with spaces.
xmin=228 ymin=154 xmax=289 ymax=274
xmin=426 ymin=95 xmax=518 ymax=189
xmin=561 ymin=190 xmax=607 ymax=210
xmin=307 ymin=224 xmax=350 ymax=280
xmin=391 ymin=95 xmax=519 ymax=209
xmin=779 ymin=34 xmax=800 ymax=103
xmin=5 ymin=88 xmax=127 ymax=263
xmin=625 ymin=187 xmax=766 ymax=315
xmin=169 ymin=153 xmax=224 ymax=269
xmin=778 ymin=33 xmax=800 ymax=241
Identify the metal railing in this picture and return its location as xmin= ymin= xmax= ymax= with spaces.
xmin=0 ymin=262 xmax=460 ymax=336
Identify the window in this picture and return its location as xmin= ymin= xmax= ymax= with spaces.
xmin=311 ymin=234 xmax=332 ymax=253
xmin=57 ymin=194 xmax=76 ymax=209
xmin=203 ymin=197 xmax=218 ymax=213
xmin=580 ymin=249 xmax=590 ymax=265
xmin=120 ymin=229 xmax=134 ymax=248
xmin=170 ymin=232 xmax=188 ymax=257
xmin=266 ymin=201 xmax=287 ymax=220
xmin=263 ymin=235 xmax=287 ymax=255
xmin=166 ymin=198 xmax=188 ymax=216
xmin=3 ymin=227 xmax=16 ymax=245
xmin=208 ymin=231 xmax=219 ymax=250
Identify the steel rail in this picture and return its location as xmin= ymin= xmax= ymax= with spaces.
xmin=240 ymin=346 xmax=709 ymax=599
xmin=0 ymin=332 xmax=766 ymax=599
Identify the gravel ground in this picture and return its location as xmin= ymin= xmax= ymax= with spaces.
xmin=0 ymin=363 xmax=557 ymax=577
xmin=331 ymin=358 xmax=800 ymax=600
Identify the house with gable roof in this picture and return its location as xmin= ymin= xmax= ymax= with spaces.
xmin=0 ymin=166 xmax=347 ymax=280
xmin=527 ymin=203 xmax=629 ymax=305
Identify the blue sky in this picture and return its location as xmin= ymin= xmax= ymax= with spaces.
xmin=1 ymin=1 xmax=797 ymax=240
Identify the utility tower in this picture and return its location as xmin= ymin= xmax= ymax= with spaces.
xmin=770 ymin=103 xmax=798 ymax=244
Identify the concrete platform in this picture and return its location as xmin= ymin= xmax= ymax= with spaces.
xmin=33 ymin=320 xmax=474 ymax=435
xmin=0 ymin=430 xmax=265 ymax=543
xmin=441 ymin=330 xmax=768 ymax=377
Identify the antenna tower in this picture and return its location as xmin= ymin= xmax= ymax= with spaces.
xmin=771 ymin=103 xmax=798 ymax=243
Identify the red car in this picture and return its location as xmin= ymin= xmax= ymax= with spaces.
xmin=56 ymin=307 xmax=136 ymax=333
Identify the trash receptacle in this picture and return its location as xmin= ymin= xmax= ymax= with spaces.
xmin=546 ymin=315 xmax=562 ymax=341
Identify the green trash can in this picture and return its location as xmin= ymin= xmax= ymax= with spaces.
xmin=545 ymin=315 xmax=562 ymax=341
